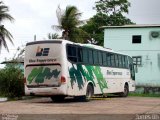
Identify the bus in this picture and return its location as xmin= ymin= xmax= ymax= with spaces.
xmin=24 ymin=39 xmax=135 ymax=101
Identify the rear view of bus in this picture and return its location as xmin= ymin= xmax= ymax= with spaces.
xmin=24 ymin=40 xmax=67 ymax=100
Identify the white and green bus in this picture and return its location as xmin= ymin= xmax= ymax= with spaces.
xmin=24 ymin=39 xmax=135 ymax=101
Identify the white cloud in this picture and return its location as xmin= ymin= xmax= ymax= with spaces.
xmin=128 ymin=0 xmax=160 ymax=24
xmin=19 ymin=0 xmax=55 ymax=17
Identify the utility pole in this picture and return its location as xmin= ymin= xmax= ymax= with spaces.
xmin=34 ymin=35 xmax=36 ymax=41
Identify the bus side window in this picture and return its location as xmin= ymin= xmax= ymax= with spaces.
xmin=115 ymin=54 xmax=119 ymax=67
xmin=107 ymin=53 xmax=111 ymax=67
xmin=78 ymin=47 xmax=83 ymax=63
xmin=88 ymin=49 xmax=93 ymax=64
xmin=118 ymin=55 xmax=122 ymax=68
xmin=67 ymin=45 xmax=77 ymax=62
xmin=102 ymin=52 xmax=107 ymax=66
xmin=82 ymin=48 xmax=88 ymax=64
xmin=124 ymin=56 xmax=129 ymax=68
xmin=93 ymin=50 xmax=99 ymax=65
xmin=122 ymin=55 xmax=125 ymax=68
xmin=98 ymin=51 xmax=103 ymax=66
xmin=111 ymin=54 xmax=115 ymax=67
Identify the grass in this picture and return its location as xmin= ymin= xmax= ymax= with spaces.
xmin=129 ymin=93 xmax=160 ymax=98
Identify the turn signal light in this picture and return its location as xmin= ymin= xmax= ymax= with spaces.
xmin=61 ymin=76 xmax=66 ymax=83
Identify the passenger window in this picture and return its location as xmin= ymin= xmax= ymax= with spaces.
xmin=107 ymin=53 xmax=111 ymax=67
xmin=82 ymin=48 xmax=88 ymax=63
xmin=115 ymin=54 xmax=119 ymax=67
xmin=93 ymin=50 xmax=98 ymax=65
xmin=98 ymin=51 xmax=102 ymax=66
xmin=111 ymin=54 xmax=115 ymax=67
xmin=124 ymin=56 xmax=129 ymax=68
xmin=67 ymin=45 xmax=77 ymax=62
xmin=78 ymin=47 xmax=83 ymax=62
xmin=102 ymin=52 xmax=107 ymax=66
xmin=118 ymin=55 xmax=122 ymax=68
xmin=122 ymin=56 xmax=125 ymax=68
xmin=88 ymin=49 xmax=93 ymax=64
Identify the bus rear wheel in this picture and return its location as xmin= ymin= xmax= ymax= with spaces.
xmin=51 ymin=95 xmax=65 ymax=102
xmin=77 ymin=84 xmax=94 ymax=102
xmin=84 ymin=84 xmax=94 ymax=102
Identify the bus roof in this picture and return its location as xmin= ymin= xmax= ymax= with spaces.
xmin=26 ymin=39 xmax=130 ymax=56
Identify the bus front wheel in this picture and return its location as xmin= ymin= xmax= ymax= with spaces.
xmin=120 ymin=84 xmax=129 ymax=97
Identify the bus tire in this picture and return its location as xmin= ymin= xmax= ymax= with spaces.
xmin=120 ymin=84 xmax=129 ymax=97
xmin=83 ymin=84 xmax=94 ymax=102
xmin=51 ymin=95 xmax=65 ymax=102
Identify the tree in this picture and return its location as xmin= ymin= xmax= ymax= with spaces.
xmin=80 ymin=13 xmax=108 ymax=46
xmin=81 ymin=0 xmax=135 ymax=46
xmin=53 ymin=5 xmax=90 ymax=43
xmin=95 ymin=0 xmax=130 ymax=15
xmin=94 ymin=0 xmax=134 ymax=25
xmin=0 ymin=1 xmax=14 ymax=52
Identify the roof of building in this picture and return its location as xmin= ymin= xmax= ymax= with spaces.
xmin=1 ymin=58 xmax=24 ymax=64
xmin=101 ymin=24 xmax=160 ymax=29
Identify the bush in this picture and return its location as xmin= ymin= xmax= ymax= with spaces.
xmin=0 ymin=64 xmax=24 ymax=98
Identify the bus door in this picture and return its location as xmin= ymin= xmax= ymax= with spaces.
xmin=129 ymin=57 xmax=135 ymax=80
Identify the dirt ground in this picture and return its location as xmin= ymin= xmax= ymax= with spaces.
xmin=0 ymin=96 xmax=160 ymax=120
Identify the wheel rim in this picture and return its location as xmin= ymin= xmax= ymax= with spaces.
xmin=124 ymin=86 xmax=128 ymax=96
xmin=86 ymin=85 xmax=93 ymax=100
xmin=124 ymin=87 xmax=127 ymax=95
xmin=86 ymin=89 xmax=91 ymax=99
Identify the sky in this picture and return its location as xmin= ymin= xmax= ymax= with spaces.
xmin=1 ymin=0 xmax=160 ymax=67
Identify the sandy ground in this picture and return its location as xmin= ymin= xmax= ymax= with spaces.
xmin=0 ymin=96 xmax=160 ymax=120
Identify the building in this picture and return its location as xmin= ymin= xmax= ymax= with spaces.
xmin=103 ymin=25 xmax=160 ymax=90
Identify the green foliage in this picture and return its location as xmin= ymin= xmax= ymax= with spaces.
xmin=95 ymin=0 xmax=130 ymax=15
xmin=94 ymin=0 xmax=134 ymax=25
xmin=80 ymin=13 xmax=108 ymax=46
xmin=0 ymin=1 xmax=14 ymax=21
xmin=0 ymin=64 xmax=24 ymax=98
xmin=106 ymin=13 xmax=134 ymax=26
xmin=48 ymin=33 xmax=59 ymax=39
xmin=129 ymin=93 xmax=160 ymax=98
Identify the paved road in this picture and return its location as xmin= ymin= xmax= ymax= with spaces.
xmin=0 ymin=96 xmax=160 ymax=120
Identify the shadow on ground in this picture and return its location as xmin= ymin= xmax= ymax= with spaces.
xmin=24 ymin=94 xmax=121 ymax=104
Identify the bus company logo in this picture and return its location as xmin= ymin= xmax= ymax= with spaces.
xmin=36 ymin=46 xmax=50 ymax=56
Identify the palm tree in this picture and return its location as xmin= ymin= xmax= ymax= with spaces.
xmin=0 ymin=1 xmax=14 ymax=52
xmin=53 ymin=5 xmax=90 ymax=43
